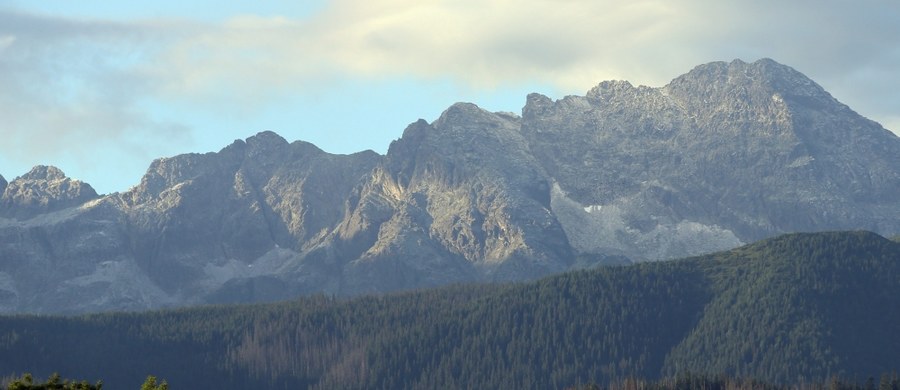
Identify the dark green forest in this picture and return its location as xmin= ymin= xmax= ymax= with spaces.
xmin=0 ymin=373 xmax=167 ymax=389
xmin=1 ymin=231 xmax=898 ymax=389
xmin=3 ymin=372 xmax=900 ymax=390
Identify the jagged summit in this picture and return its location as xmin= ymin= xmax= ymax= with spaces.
xmin=0 ymin=165 xmax=99 ymax=220
xmin=433 ymin=102 xmax=515 ymax=132
xmin=129 ymin=131 xmax=340 ymax=204
xmin=670 ymin=58 xmax=820 ymax=88
xmin=585 ymin=79 xmax=641 ymax=101
xmin=222 ymin=130 xmax=291 ymax=153
xmin=248 ymin=129 xmax=287 ymax=143
xmin=570 ymin=58 xmax=835 ymax=114
xmin=441 ymin=101 xmax=484 ymax=115
xmin=665 ymin=58 xmax=836 ymax=110
xmin=20 ymin=165 xmax=69 ymax=181
xmin=0 ymin=174 xmax=6 ymax=196
xmin=237 ymin=130 xmax=340 ymax=159
xmin=244 ymin=130 xmax=289 ymax=152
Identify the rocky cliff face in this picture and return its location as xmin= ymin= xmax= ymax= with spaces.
xmin=1 ymin=59 xmax=898 ymax=313
xmin=331 ymin=104 xmax=571 ymax=294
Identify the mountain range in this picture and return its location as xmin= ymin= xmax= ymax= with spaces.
xmin=0 ymin=58 xmax=898 ymax=313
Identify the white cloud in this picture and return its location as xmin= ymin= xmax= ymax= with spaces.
xmin=138 ymin=0 xmax=900 ymax=106
xmin=0 ymin=10 xmax=190 ymax=156
xmin=0 ymin=34 xmax=14 ymax=50
xmin=191 ymin=0 xmax=896 ymax=142
xmin=1 ymin=0 xmax=899 ymax=183
xmin=8 ymin=1 xmax=900 ymax=108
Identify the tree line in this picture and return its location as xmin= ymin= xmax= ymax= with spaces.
xmin=0 ymin=231 xmax=897 ymax=389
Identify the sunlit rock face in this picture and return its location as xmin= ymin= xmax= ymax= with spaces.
xmin=1 ymin=59 xmax=898 ymax=313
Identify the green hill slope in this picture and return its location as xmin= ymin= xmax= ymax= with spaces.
xmin=0 ymin=231 xmax=897 ymax=389
xmin=664 ymin=231 xmax=900 ymax=381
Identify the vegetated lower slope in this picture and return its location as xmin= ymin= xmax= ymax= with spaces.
xmin=664 ymin=231 xmax=900 ymax=380
xmin=0 ymin=231 xmax=897 ymax=389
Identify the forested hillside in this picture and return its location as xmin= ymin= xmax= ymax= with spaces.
xmin=1 ymin=231 xmax=897 ymax=389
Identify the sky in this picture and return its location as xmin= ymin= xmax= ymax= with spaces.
xmin=1 ymin=0 xmax=899 ymax=194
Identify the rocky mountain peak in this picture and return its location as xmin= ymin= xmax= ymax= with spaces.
xmin=245 ymin=130 xmax=288 ymax=151
xmin=585 ymin=80 xmax=636 ymax=100
xmin=129 ymin=131 xmax=317 ymax=204
xmin=129 ymin=153 xmax=211 ymax=203
xmin=20 ymin=165 xmax=68 ymax=181
xmin=219 ymin=131 xmax=293 ymax=159
xmin=741 ymin=58 xmax=830 ymax=98
xmin=431 ymin=103 xmax=526 ymax=144
xmin=243 ymin=131 xmax=299 ymax=173
xmin=0 ymin=174 xmax=6 ymax=196
xmin=433 ymin=103 xmax=495 ymax=130
xmin=388 ymin=103 xmax=527 ymax=169
xmin=522 ymin=93 xmax=554 ymax=121
xmin=427 ymin=102 xmax=529 ymax=161
xmin=389 ymin=120 xmax=432 ymax=155
xmin=525 ymin=92 xmax=552 ymax=107
xmin=0 ymin=165 xmax=99 ymax=220
xmin=665 ymin=58 xmax=832 ymax=107
xmin=396 ymin=119 xmax=431 ymax=139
